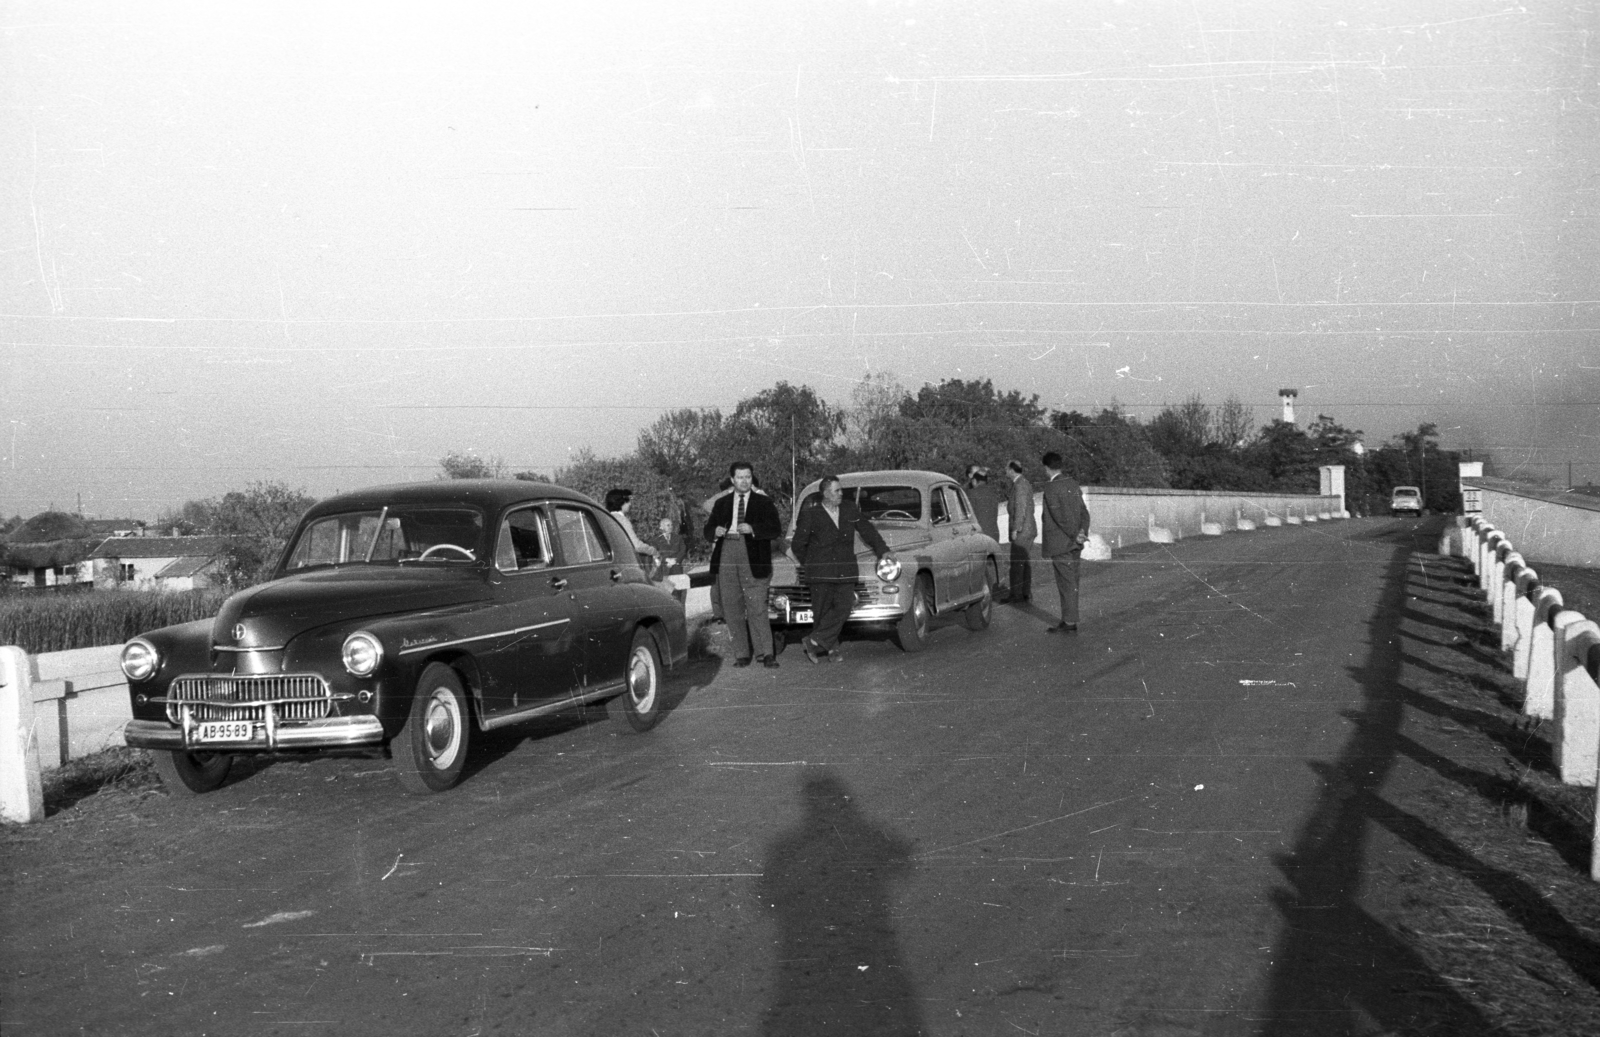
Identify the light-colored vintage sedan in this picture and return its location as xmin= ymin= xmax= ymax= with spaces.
xmin=766 ymin=470 xmax=1002 ymax=652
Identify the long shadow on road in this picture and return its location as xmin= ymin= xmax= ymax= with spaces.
xmin=1256 ymin=523 xmax=1503 ymax=1036
xmin=758 ymin=767 xmax=924 ymax=1037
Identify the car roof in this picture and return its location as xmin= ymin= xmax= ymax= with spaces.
xmin=801 ymin=469 xmax=958 ymax=491
xmin=1392 ymin=486 xmax=1421 ymax=494
xmin=302 ymin=479 xmax=599 ymax=516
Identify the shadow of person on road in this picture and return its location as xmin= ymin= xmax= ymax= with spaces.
xmin=1258 ymin=534 xmax=1501 ymax=1035
xmin=758 ymin=768 xmax=923 ymax=1037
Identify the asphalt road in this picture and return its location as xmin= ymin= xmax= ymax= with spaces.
xmin=3 ymin=518 xmax=1446 ymax=1036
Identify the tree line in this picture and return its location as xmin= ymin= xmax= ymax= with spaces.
xmin=145 ymin=375 xmax=1464 ymax=586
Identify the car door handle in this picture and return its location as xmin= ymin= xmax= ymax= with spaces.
xmin=549 ymin=576 xmax=568 ymax=592
xmin=609 ymin=569 xmax=622 ymax=582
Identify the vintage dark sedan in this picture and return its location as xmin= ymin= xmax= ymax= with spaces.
xmin=767 ymin=470 xmax=1002 ymax=652
xmin=121 ymin=480 xmax=686 ymax=795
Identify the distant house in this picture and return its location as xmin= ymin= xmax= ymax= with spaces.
xmin=89 ymin=535 xmax=241 ymax=592
xmin=1 ymin=511 xmax=108 ymax=589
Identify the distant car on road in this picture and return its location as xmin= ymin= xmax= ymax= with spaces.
xmin=121 ymin=480 xmax=686 ymax=795
xmin=1390 ymin=485 xmax=1423 ymax=516
xmin=767 ymin=470 xmax=1002 ymax=652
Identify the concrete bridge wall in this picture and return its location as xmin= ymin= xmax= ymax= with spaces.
xmin=1469 ymin=477 xmax=1600 ymax=569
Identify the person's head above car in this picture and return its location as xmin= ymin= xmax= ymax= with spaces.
xmin=1041 ymin=452 xmax=1063 ymax=475
xmin=819 ymin=474 xmax=843 ymax=507
xmin=604 ymin=488 xmax=633 ymax=513
xmin=729 ymin=461 xmax=755 ymax=495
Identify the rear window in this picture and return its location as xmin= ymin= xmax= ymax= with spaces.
xmin=799 ymin=485 xmax=923 ymax=522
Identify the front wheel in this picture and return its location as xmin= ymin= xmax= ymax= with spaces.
xmin=893 ymin=574 xmax=934 ymax=652
xmin=964 ymin=561 xmax=996 ymax=631
xmin=608 ymin=629 xmax=664 ymax=732
xmin=153 ymin=749 xmax=233 ymax=796
xmin=393 ymin=663 xmax=471 ymax=794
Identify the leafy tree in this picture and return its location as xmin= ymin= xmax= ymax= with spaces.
xmin=722 ymin=382 xmax=845 ymax=505
xmin=184 ymin=481 xmax=317 ymax=587
xmin=636 ymin=407 xmax=726 ymax=492
xmin=1051 ymin=407 xmax=1169 ymax=488
xmin=899 ymin=377 xmax=1046 ymax=429
xmin=1242 ymin=420 xmax=1319 ymax=491
xmin=842 ymin=372 xmax=908 ymax=452
xmin=1213 ymin=395 xmax=1255 ymax=449
xmin=553 ymin=449 xmax=685 ymax=541
xmin=439 ymin=452 xmax=507 ymax=479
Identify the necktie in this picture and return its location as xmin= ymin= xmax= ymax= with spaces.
xmin=734 ymin=493 xmax=745 ymax=531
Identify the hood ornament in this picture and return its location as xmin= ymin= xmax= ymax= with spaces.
xmin=233 ymin=623 xmax=247 ymax=642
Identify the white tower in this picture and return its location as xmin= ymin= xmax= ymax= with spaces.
xmin=1279 ymin=388 xmax=1298 ymax=425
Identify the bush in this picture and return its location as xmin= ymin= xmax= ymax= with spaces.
xmin=0 ymin=589 xmax=227 ymax=654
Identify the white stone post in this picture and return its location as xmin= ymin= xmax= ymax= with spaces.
xmin=1527 ymin=597 xmax=1572 ymax=719
xmin=0 ymin=646 xmax=45 ymax=824
xmin=1510 ymin=569 xmax=1539 ymax=680
xmin=1553 ymin=618 xmax=1600 ymax=787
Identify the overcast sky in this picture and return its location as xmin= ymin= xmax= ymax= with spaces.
xmin=3 ymin=0 xmax=1595 ymax=520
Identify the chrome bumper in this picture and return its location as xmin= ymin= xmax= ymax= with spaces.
xmin=124 ymin=716 xmax=385 ymax=751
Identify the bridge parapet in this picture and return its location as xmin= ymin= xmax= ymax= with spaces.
xmin=1452 ymin=516 xmax=1600 ymax=880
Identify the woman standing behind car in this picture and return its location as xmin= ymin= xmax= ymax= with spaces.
xmin=605 ymin=488 xmax=659 ymax=564
xmin=788 ymin=475 xmax=896 ymax=664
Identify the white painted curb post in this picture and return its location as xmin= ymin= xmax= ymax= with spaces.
xmin=0 ymin=646 xmax=45 ymax=823
xmin=1524 ymin=590 xmax=1565 ymax=719
xmin=1552 ymin=618 xmax=1600 ymax=788
xmin=1510 ymin=568 xmax=1538 ymax=674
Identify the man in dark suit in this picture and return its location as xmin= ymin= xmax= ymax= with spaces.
xmin=1039 ymin=451 xmax=1091 ymax=633
xmin=964 ymin=465 xmax=1001 ymax=542
xmin=788 ymin=475 xmax=896 ymax=664
xmin=704 ymin=461 xmax=785 ymax=668
xmin=1004 ymin=459 xmax=1036 ymax=602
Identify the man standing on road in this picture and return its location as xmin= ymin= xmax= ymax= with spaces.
xmin=1004 ymin=459 xmax=1036 ymax=603
xmin=964 ymin=465 xmax=1001 ymax=543
xmin=789 ymin=475 xmax=897 ymax=664
xmin=1039 ymin=451 xmax=1091 ymax=634
xmin=705 ymin=461 xmax=785 ymax=668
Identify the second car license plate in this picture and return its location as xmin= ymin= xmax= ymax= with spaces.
xmin=196 ymin=720 xmax=256 ymax=743
xmin=793 ymin=609 xmax=813 ymax=624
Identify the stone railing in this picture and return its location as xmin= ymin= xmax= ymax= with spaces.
xmin=1446 ymin=517 xmax=1600 ymax=881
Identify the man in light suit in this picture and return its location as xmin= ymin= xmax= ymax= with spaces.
xmin=1039 ymin=451 xmax=1091 ymax=633
xmin=1004 ymin=459 xmax=1036 ymax=603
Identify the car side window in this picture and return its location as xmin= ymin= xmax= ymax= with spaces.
xmin=949 ymin=487 xmax=972 ymax=520
xmin=552 ymin=506 xmax=613 ymax=566
xmin=495 ymin=507 xmax=550 ymax=572
xmin=931 ymin=487 xmax=951 ymax=525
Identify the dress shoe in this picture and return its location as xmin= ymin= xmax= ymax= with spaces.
xmin=733 ymin=656 xmax=753 ymax=668
xmin=1045 ymin=623 xmax=1078 ymax=634
xmin=802 ymin=639 xmax=823 ymax=665
xmin=762 ymin=655 xmax=780 ymax=669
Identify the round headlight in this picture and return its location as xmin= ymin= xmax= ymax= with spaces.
xmin=876 ymin=555 xmax=902 ymax=582
xmin=771 ymin=593 xmax=790 ymax=610
xmin=120 ymin=639 xmax=159 ymax=681
xmin=341 ymin=631 xmax=384 ymax=677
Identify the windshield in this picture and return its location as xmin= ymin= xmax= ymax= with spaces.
xmin=799 ymin=485 xmax=923 ymax=522
xmin=1392 ymin=488 xmax=1420 ymax=498
xmin=283 ymin=506 xmax=486 ymax=571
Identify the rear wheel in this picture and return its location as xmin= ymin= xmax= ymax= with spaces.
xmin=393 ymin=663 xmax=470 ymax=794
xmin=893 ymin=574 xmax=934 ymax=652
xmin=964 ymin=561 xmax=996 ymax=631
xmin=608 ymin=628 xmax=664 ymax=732
xmin=153 ymin=749 xmax=232 ymax=796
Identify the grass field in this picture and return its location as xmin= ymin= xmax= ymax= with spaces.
xmin=0 ymin=588 xmax=226 ymax=654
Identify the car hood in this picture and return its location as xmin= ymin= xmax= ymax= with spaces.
xmin=214 ymin=567 xmax=491 ymax=649
xmin=770 ymin=525 xmax=934 ymax=586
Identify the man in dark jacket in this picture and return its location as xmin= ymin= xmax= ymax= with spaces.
xmin=704 ymin=461 xmax=785 ymax=668
xmin=1004 ymin=459 xmax=1036 ymax=602
xmin=964 ymin=465 xmax=1001 ymax=542
xmin=1039 ymin=451 xmax=1091 ymax=633
xmin=788 ymin=475 xmax=896 ymax=664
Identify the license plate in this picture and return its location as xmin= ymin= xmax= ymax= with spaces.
xmin=196 ymin=720 xmax=257 ymax=743
xmin=793 ymin=609 xmax=813 ymax=624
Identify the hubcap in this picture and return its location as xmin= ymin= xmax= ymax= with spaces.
xmin=423 ymin=692 xmax=459 ymax=761
xmin=628 ymin=647 xmax=657 ymax=710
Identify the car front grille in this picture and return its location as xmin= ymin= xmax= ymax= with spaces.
xmin=166 ymin=674 xmax=332 ymax=724
xmin=769 ymin=583 xmax=875 ymax=610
